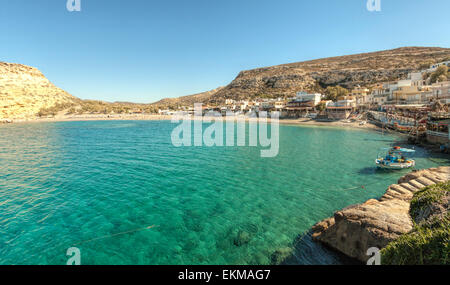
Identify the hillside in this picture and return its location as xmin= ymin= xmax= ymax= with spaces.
xmin=0 ymin=62 xmax=78 ymax=120
xmin=1 ymin=47 xmax=450 ymax=119
xmin=153 ymin=47 xmax=450 ymax=105
xmin=152 ymin=86 xmax=225 ymax=109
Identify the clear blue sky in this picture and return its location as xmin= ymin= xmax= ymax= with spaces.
xmin=1 ymin=0 xmax=449 ymax=103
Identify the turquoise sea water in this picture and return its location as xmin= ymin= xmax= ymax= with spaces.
xmin=0 ymin=120 xmax=448 ymax=265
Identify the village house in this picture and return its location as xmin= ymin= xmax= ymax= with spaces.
xmin=273 ymin=100 xmax=286 ymax=111
xmin=408 ymin=72 xmax=426 ymax=87
xmin=426 ymin=60 xmax=450 ymax=73
xmin=427 ymin=111 xmax=450 ymax=145
xmin=283 ymin=92 xmax=322 ymax=118
xmin=158 ymin=109 xmax=175 ymax=116
xmin=326 ymin=96 xmax=356 ymax=120
xmin=366 ymin=84 xmax=386 ymax=107
xmin=225 ymin=99 xmax=236 ymax=105
xmin=390 ymin=85 xmax=432 ymax=105
xmin=431 ymin=81 xmax=450 ymax=105
xmin=351 ymin=86 xmax=370 ymax=108
xmin=351 ymin=85 xmax=370 ymax=98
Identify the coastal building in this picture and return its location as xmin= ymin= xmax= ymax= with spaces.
xmin=225 ymin=99 xmax=236 ymax=105
xmin=366 ymin=84 xmax=386 ymax=107
xmin=431 ymin=81 xmax=450 ymax=105
xmin=426 ymin=112 xmax=450 ymax=144
xmin=325 ymin=96 xmax=356 ymax=120
xmin=334 ymin=96 xmax=357 ymax=107
xmin=158 ymin=109 xmax=175 ymax=116
xmin=408 ymin=72 xmax=426 ymax=87
xmin=239 ymin=101 xmax=249 ymax=112
xmin=352 ymin=86 xmax=370 ymax=108
xmin=260 ymin=101 xmax=273 ymax=110
xmin=356 ymin=94 xmax=370 ymax=107
xmin=389 ymin=85 xmax=433 ymax=105
xmin=382 ymin=81 xmax=409 ymax=102
xmin=427 ymin=60 xmax=450 ymax=72
xmin=293 ymin=91 xmax=322 ymax=106
xmin=325 ymin=106 xmax=353 ymax=120
xmin=273 ymin=101 xmax=286 ymax=110
xmin=282 ymin=92 xmax=322 ymax=118
xmin=351 ymin=86 xmax=370 ymax=97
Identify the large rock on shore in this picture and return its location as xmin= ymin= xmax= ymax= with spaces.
xmin=311 ymin=167 xmax=450 ymax=262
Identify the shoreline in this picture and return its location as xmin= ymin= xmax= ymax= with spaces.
xmin=2 ymin=114 xmax=384 ymax=132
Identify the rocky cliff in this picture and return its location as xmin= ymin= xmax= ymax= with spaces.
xmin=209 ymin=47 xmax=450 ymax=102
xmin=311 ymin=166 xmax=450 ymax=263
xmin=152 ymin=47 xmax=450 ymax=105
xmin=0 ymin=62 xmax=77 ymax=120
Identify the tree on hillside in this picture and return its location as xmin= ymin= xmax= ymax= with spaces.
xmin=324 ymin=86 xmax=349 ymax=102
xmin=316 ymin=102 xmax=327 ymax=113
xmin=419 ymin=60 xmax=434 ymax=70
xmin=430 ymin=65 xmax=448 ymax=83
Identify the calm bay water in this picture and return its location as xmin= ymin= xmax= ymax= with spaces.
xmin=0 ymin=120 xmax=448 ymax=265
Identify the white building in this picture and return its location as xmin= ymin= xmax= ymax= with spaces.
xmin=431 ymin=81 xmax=450 ymax=104
xmin=408 ymin=72 xmax=425 ymax=87
xmin=225 ymin=99 xmax=236 ymax=105
xmin=328 ymin=96 xmax=356 ymax=108
xmin=368 ymin=85 xmax=388 ymax=106
xmin=427 ymin=61 xmax=450 ymax=72
xmin=294 ymin=91 xmax=322 ymax=106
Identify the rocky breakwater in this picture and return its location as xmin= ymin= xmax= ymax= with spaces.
xmin=311 ymin=167 xmax=450 ymax=263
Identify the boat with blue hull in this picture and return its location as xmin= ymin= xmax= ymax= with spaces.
xmin=375 ymin=146 xmax=416 ymax=169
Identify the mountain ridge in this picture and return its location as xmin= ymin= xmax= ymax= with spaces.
xmin=1 ymin=46 xmax=450 ymax=119
xmin=153 ymin=46 xmax=450 ymax=106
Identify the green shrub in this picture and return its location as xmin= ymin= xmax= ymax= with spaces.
xmin=381 ymin=182 xmax=450 ymax=265
xmin=410 ymin=182 xmax=449 ymax=219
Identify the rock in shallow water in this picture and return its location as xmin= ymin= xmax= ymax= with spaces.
xmin=233 ymin=230 xmax=251 ymax=247
xmin=270 ymin=247 xmax=294 ymax=265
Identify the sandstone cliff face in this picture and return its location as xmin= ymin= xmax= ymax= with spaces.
xmin=206 ymin=47 xmax=450 ymax=102
xmin=311 ymin=167 xmax=450 ymax=263
xmin=0 ymin=62 xmax=77 ymax=120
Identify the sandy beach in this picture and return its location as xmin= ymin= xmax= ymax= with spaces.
xmin=4 ymin=113 xmax=385 ymax=132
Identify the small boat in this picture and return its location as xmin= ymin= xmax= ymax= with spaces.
xmin=375 ymin=146 xmax=416 ymax=169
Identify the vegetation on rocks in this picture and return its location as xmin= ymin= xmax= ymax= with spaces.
xmin=38 ymin=100 xmax=160 ymax=117
xmin=324 ymin=86 xmax=349 ymax=102
xmin=381 ymin=182 xmax=450 ymax=265
xmin=429 ymin=65 xmax=449 ymax=83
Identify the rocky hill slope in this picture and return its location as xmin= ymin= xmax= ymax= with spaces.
xmin=0 ymin=62 xmax=78 ymax=120
xmin=153 ymin=47 xmax=450 ymax=105
xmin=152 ymin=86 xmax=225 ymax=109
xmin=210 ymin=47 xmax=450 ymax=102
xmin=2 ymin=47 xmax=449 ymax=119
